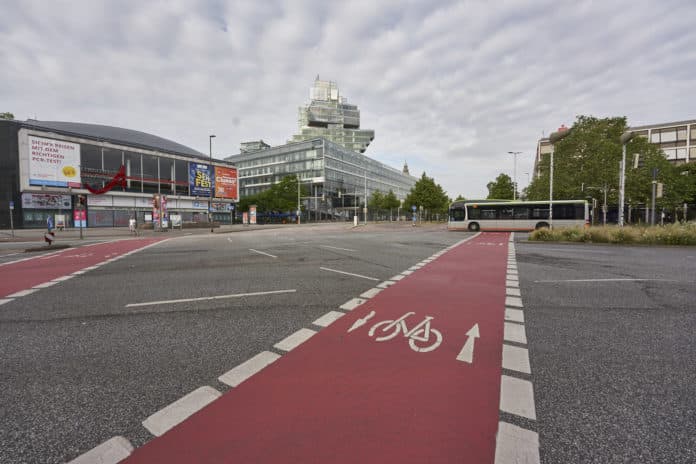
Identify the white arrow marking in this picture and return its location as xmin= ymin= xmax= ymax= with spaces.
xmin=456 ymin=323 xmax=480 ymax=363
xmin=347 ymin=311 xmax=376 ymax=333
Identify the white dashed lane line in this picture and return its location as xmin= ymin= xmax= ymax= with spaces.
xmin=273 ymin=328 xmax=317 ymax=352
xmin=218 ymin=351 xmax=281 ymax=388
xmin=312 ymin=311 xmax=345 ymax=327
xmin=319 ymin=267 xmax=379 ymax=281
xmin=339 ymin=298 xmax=366 ymax=311
xmin=142 ymin=386 xmax=222 ymax=437
xmin=67 ymin=436 xmax=134 ymax=464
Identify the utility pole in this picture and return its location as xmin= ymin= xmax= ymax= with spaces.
xmin=508 ymin=151 xmax=521 ymax=200
xmin=651 ymin=168 xmax=658 ymax=225
xmin=619 ymin=131 xmax=635 ymax=227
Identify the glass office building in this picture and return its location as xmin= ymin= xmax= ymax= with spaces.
xmin=290 ymin=78 xmax=375 ymax=154
xmin=225 ymin=137 xmax=416 ymax=218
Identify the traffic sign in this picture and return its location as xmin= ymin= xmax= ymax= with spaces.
xmin=9 ymin=201 xmax=14 ymax=210
xmin=411 ymin=205 xmax=416 ymax=211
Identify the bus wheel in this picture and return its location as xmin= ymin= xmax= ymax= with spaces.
xmin=468 ymin=222 xmax=480 ymax=232
xmin=535 ymin=222 xmax=549 ymax=230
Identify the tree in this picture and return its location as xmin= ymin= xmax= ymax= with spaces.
xmin=238 ymin=175 xmax=308 ymax=212
xmin=0 ymin=112 xmax=14 ymax=120
xmin=454 ymin=194 xmax=466 ymax=202
xmin=368 ymin=190 xmax=384 ymax=212
xmin=382 ymin=190 xmax=401 ymax=220
xmin=486 ymin=174 xmax=514 ymax=200
xmin=404 ymin=173 xmax=450 ymax=219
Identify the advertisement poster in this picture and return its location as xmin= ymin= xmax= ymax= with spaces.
xmin=189 ymin=163 xmax=214 ymax=197
xmin=214 ymin=166 xmax=238 ymax=200
xmin=160 ymin=195 xmax=168 ymax=228
xmin=249 ymin=205 xmax=257 ymax=225
xmin=21 ymin=193 xmax=72 ymax=210
xmin=242 ymin=212 xmax=248 ymax=224
xmin=73 ymin=210 xmax=87 ymax=228
xmin=28 ymin=136 xmax=82 ymax=187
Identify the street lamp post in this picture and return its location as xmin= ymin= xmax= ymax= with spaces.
xmin=209 ymin=134 xmax=216 ymax=233
xmin=548 ymin=129 xmax=572 ymax=229
xmin=508 ymin=151 xmax=521 ymax=200
xmin=619 ymin=131 xmax=636 ymax=227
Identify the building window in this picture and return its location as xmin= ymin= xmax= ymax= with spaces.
xmin=660 ymin=130 xmax=677 ymax=143
xmin=677 ymin=127 xmax=687 ymax=140
xmin=676 ymin=147 xmax=687 ymax=159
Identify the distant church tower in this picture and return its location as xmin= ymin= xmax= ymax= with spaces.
xmin=402 ymin=162 xmax=410 ymax=176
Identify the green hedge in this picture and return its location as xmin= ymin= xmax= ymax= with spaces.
xmin=529 ymin=224 xmax=696 ymax=245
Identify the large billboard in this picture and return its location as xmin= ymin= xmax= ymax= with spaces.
xmin=189 ymin=163 xmax=214 ymax=197
xmin=29 ymin=136 xmax=81 ymax=187
xmin=214 ymin=166 xmax=238 ymax=200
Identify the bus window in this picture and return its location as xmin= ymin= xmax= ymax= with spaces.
xmin=467 ymin=207 xmax=481 ymax=219
xmin=531 ymin=208 xmax=550 ymax=219
xmin=450 ymin=208 xmax=466 ymax=221
xmin=513 ymin=206 xmax=530 ymax=219
xmin=500 ymin=207 xmax=514 ymax=219
xmin=481 ymin=208 xmax=497 ymax=219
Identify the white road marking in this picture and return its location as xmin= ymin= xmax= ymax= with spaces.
xmin=507 ymin=269 xmax=518 ymax=275
xmin=142 ymin=386 xmax=222 ymax=437
xmin=389 ymin=274 xmax=406 ymax=281
xmin=319 ymin=267 xmax=379 ymax=281
xmin=33 ymin=281 xmax=58 ymax=289
xmin=505 ymin=308 xmax=524 ymax=323
xmin=72 ymin=270 xmax=87 ymax=275
xmin=249 ymin=248 xmax=277 ymax=259
xmin=7 ymin=289 xmax=37 ymax=298
xmin=126 ymin=289 xmax=297 ymax=308
xmin=504 ymin=322 xmax=527 ymax=344
xmin=505 ymin=296 xmax=523 ymax=308
xmin=0 ymin=299 xmax=13 ymax=305
xmin=319 ymin=245 xmax=357 ymax=252
xmin=339 ymin=298 xmax=366 ymax=311
xmin=502 ymin=345 xmax=531 ymax=374
xmin=506 ymin=287 xmax=521 ymax=297
xmin=506 ymin=280 xmax=519 ymax=288
xmin=52 ymin=275 xmax=74 ymax=282
xmin=507 ymin=265 xmax=517 ymax=270
xmin=348 ymin=310 xmax=376 ymax=333
xmin=401 ymin=270 xmax=414 ymax=275
xmin=535 ymin=278 xmax=677 ymax=283
xmin=507 ymin=274 xmax=519 ymax=282
xmin=360 ymin=287 xmax=383 ymax=299
xmin=67 ymin=436 xmax=134 ymax=464
xmin=274 ymin=328 xmax=317 ymax=351
xmin=409 ymin=265 xmax=423 ymax=270
xmin=313 ymin=310 xmax=345 ymax=327
xmin=455 ymin=324 xmax=480 ymax=363
xmin=218 ymin=351 xmax=281 ymax=387
xmin=500 ymin=375 xmax=536 ymax=420
xmin=83 ymin=266 xmax=99 ymax=271
xmin=376 ymin=280 xmax=395 ymax=289
xmin=494 ymin=422 xmax=540 ymax=464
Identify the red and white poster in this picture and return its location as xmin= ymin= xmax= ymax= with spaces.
xmin=214 ymin=166 xmax=238 ymax=200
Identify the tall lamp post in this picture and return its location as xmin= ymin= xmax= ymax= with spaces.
xmin=619 ymin=131 xmax=635 ymax=227
xmin=548 ymin=128 xmax=572 ymax=229
xmin=508 ymin=151 xmax=521 ymax=200
xmin=209 ymin=134 xmax=215 ymax=233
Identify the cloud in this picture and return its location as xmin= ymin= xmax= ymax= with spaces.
xmin=1 ymin=0 xmax=694 ymax=199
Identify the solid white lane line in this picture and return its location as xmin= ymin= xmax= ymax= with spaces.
xmin=0 ymin=299 xmax=13 ymax=305
xmin=504 ymin=322 xmax=527 ymax=344
xmin=249 ymin=248 xmax=277 ymax=259
xmin=535 ymin=278 xmax=677 ymax=283
xmin=52 ymin=275 xmax=74 ymax=282
xmin=319 ymin=245 xmax=357 ymax=252
xmin=319 ymin=267 xmax=379 ymax=281
xmin=339 ymin=298 xmax=366 ymax=311
xmin=506 ymin=287 xmax=521 ymax=297
xmin=33 ymin=281 xmax=58 ymax=289
xmin=376 ymin=280 xmax=395 ymax=289
xmin=126 ymin=289 xmax=297 ymax=308
xmin=500 ymin=375 xmax=536 ymax=420
xmin=313 ymin=311 xmax=345 ymax=327
xmin=142 ymin=386 xmax=222 ymax=437
xmin=401 ymin=270 xmax=414 ymax=275
xmin=502 ymin=345 xmax=532 ymax=374
xmin=505 ymin=308 xmax=524 ymax=323
xmin=67 ymin=436 xmax=134 ymax=464
xmin=83 ymin=266 xmax=99 ymax=271
xmin=274 ymin=328 xmax=317 ymax=352
xmin=494 ymin=422 xmax=540 ymax=464
xmin=360 ymin=287 xmax=383 ymax=299
xmin=505 ymin=296 xmax=523 ymax=308
xmin=506 ymin=280 xmax=519 ymax=288
xmin=389 ymin=274 xmax=406 ymax=281
xmin=218 ymin=351 xmax=281 ymax=388
xmin=7 ymin=289 xmax=37 ymax=298
xmin=72 ymin=270 xmax=87 ymax=275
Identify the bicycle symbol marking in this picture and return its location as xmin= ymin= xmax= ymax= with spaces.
xmin=366 ymin=311 xmax=443 ymax=353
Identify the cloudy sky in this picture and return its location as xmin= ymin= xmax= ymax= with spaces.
xmin=2 ymin=0 xmax=695 ymax=198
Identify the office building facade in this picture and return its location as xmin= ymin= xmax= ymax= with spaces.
xmin=290 ymin=78 xmax=375 ymax=153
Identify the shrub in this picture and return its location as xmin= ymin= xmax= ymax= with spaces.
xmin=529 ymin=227 xmax=555 ymax=241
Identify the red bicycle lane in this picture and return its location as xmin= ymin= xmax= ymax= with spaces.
xmin=0 ymin=238 xmax=165 ymax=298
xmin=125 ymin=232 xmax=510 ymax=463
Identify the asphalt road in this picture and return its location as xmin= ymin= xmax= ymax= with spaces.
xmin=1 ymin=226 xmax=695 ymax=463
xmin=0 ymin=223 xmax=467 ymax=463
xmin=515 ymin=238 xmax=696 ymax=463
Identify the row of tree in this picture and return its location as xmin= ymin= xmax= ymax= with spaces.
xmin=486 ymin=115 xmax=696 ymax=219
xmin=236 ymin=172 xmax=454 ymax=219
